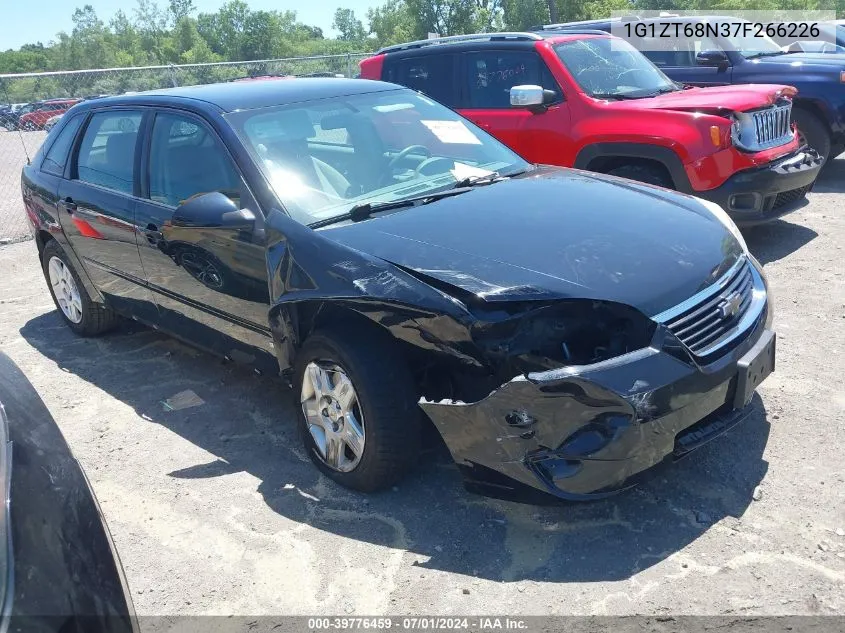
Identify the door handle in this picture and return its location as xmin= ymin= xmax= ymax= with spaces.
xmin=59 ymin=197 xmax=77 ymax=214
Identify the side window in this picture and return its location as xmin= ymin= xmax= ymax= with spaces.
xmin=75 ymin=110 xmax=142 ymax=194
xmin=147 ymin=112 xmax=242 ymax=208
xmin=465 ymin=51 xmax=560 ymax=109
xmin=384 ymin=54 xmax=458 ymax=107
xmin=643 ymin=33 xmax=720 ymax=67
xmin=41 ymin=114 xmax=84 ymax=176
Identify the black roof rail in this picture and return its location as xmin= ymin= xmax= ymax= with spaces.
xmin=535 ymin=29 xmax=612 ymax=36
xmin=377 ymin=32 xmax=543 ymax=54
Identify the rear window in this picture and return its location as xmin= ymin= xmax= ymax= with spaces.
xmin=383 ymin=54 xmax=458 ymax=107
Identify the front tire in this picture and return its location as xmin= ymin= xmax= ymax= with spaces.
xmin=792 ymin=108 xmax=831 ymax=163
xmin=41 ymin=240 xmax=118 ymax=336
xmin=606 ymin=163 xmax=673 ymax=189
xmin=295 ymin=326 xmax=421 ymax=492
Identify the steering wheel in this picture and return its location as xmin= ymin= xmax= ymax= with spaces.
xmin=387 ymin=145 xmax=432 ymax=171
xmin=414 ymin=156 xmax=454 ymax=177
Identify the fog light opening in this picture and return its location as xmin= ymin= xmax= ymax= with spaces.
xmin=728 ymin=192 xmax=762 ymax=213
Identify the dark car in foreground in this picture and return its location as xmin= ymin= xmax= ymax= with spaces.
xmin=22 ymin=79 xmax=775 ymax=502
xmin=548 ymin=16 xmax=845 ymax=163
xmin=0 ymin=352 xmax=137 ymax=631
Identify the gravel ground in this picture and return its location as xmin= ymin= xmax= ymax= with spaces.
xmin=0 ymin=157 xmax=843 ymax=619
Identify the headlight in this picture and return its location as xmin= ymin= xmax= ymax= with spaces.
xmin=695 ymin=197 xmax=748 ymax=253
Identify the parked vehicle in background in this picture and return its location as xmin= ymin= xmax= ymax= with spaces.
xmin=547 ymin=16 xmax=845 ymax=163
xmin=18 ymin=99 xmax=80 ymax=131
xmin=0 ymin=102 xmax=32 ymax=130
xmin=0 ymin=105 xmax=14 ymax=130
xmin=43 ymin=113 xmax=63 ymax=131
xmin=360 ymin=31 xmax=822 ymax=224
xmin=22 ymin=80 xmax=775 ymax=501
xmin=0 ymin=352 xmax=137 ymax=631
xmin=769 ymin=21 xmax=845 ymax=53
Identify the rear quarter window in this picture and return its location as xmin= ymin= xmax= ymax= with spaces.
xmin=41 ymin=114 xmax=84 ymax=177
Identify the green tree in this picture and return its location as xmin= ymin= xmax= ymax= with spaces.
xmin=502 ymin=0 xmax=550 ymax=29
xmin=169 ymin=0 xmax=196 ymax=23
xmin=333 ymin=8 xmax=367 ymax=41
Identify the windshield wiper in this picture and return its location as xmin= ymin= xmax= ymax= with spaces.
xmin=451 ymin=168 xmax=531 ymax=189
xmin=590 ymin=92 xmax=644 ymax=100
xmin=745 ymin=50 xmax=789 ymax=59
xmin=308 ymin=188 xmax=471 ymax=229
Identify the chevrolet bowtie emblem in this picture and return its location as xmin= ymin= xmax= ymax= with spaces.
xmin=718 ymin=291 xmax=743 ymax=319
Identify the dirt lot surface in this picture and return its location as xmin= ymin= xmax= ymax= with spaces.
xmin=0 ymin=157 xmax=843 ymax=618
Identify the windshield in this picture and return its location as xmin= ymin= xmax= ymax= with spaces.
xmin=555 ymin=37 xmax=677 ymax=98
xmin=717 ymin=23 xmax=783 ymax=57
xmin=227 ymin=89 xmax=529 ymax=225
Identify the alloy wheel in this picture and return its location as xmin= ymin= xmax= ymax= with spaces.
xmin=47 ymin=256 xmax=83 ymax=323
xmin=300 ymin=361 xmax=366 ymax=472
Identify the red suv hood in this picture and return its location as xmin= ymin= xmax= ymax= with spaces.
xmin=617 ymin=84 xmax=796 ymax=115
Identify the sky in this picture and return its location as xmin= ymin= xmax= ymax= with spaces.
xmin=1 ymin=0 xmax=376 ymax=50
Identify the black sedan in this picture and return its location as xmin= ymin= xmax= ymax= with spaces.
xmin=21 ymin=79 xmax=775 ymax=502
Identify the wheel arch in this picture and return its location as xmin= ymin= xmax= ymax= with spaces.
xmin=574 ymin=143 xmax=693 ymax=193
xmin=36 ymin=229 xmax=106 ymax=305
xmin=268 ymin=297 xmax=500 ymax=403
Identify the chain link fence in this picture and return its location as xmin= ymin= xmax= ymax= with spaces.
xmin=0 ymin=53 xmax=369 ymax=245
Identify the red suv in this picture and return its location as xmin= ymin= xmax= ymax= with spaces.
xmin=360 ymin=31 xmax=822 ymax=224
xmin=18 ymin=99 xmax=80 ymax=131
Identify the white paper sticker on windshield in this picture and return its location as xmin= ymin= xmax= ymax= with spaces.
xmin=421 ymin=120 xmax=482 ymax=145
xmin=450 ymin=162 xmax=495 ymax=181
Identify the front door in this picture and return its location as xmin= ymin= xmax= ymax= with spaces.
xmin=644 ymin=32 xmax=733 ymax=86
xmin=133 ymin=109 xmax=275 ymax=369
xmin=458 ymin=49 xmax=571 ymax=166
xmin=56 ymin=108 xmax=158 ymax=319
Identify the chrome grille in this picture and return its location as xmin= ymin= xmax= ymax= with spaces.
xmin=751 ymin=104 xmax=792 ymax=149
xmin=662 ymin=259 xmax=754 ymax=357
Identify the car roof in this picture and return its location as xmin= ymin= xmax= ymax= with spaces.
xmin=376 ymin=30 xmax=611 ymax=55
xmin=78 ymin=78 xmax=401 ymax=113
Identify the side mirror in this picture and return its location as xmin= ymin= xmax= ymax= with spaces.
xmin=510 ymin=85 xmax=558 ymax=112
xmin=696 ymin=50 xmax=729 ymax=68
xmin=172 ymin=191 xmax=255 ymax=229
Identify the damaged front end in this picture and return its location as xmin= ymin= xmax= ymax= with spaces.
xmin=419 ymin=259 xmax=773 ymax=503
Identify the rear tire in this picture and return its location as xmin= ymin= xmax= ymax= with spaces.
xmin=41 ymin=240 xmax=118 ymax=336
xmin=792 ymin=108 xmax=831 ymax=163
xmin=605 ymin=163 xmax=673 ymax=189
xmin=295 ymin=326 xmax=421 ymax=492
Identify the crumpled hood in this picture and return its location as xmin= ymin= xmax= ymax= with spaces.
xmin=617 ymin=84 xmax=796 ymax=115
xmin=323 ymin=167 xmax=744 ymax=317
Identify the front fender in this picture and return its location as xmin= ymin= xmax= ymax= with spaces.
xmin=263 ymin=208 xmax=478 ymax=372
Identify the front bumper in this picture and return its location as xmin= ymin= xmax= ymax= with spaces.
xmin=421 ymin=264 xmax=774 ymax=504
xmin=693 ymin=148 xmax=822 ymax=226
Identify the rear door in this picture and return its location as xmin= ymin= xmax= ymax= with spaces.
xmin=134 ymin=109 xmax=275 ymax=368
xmin=56 ymin=108 xmax=158 ymax=318
xmin=382 ymin=53 xmax=461 ymax=109
xmin=458 ymin=48 xmax=570 ymax=164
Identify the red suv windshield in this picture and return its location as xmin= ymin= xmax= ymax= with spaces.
xmin=555 ymin=38 xmax=678 ymax=99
